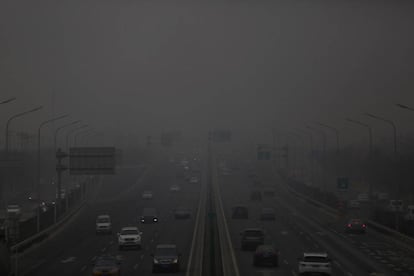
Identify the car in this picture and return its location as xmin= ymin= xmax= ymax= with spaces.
xmin=140 ymin=208 xmax=158 ymax=223
xmin=96 ymin=214 xmax=112 ymax=234
xmin=348 ymin=200 xmax=360 ymax=209
xmin=240 ymin=228 xmax=265 ymax=250
xmin=404 ymin=205 xmax=414 ymax=221
xmin=173 ymin=207 xmax=191 ymax=219
xmin=232 ymin=205 xmax=248 ymax=219
xmin=189 ymin=176 xmax=199 ymax=184
xmin=298 ymin=252 xmax=332 ymax=275
xmin=117 ymin=227 xmax=142 ymax=250
xmin=92 ymin=255 xmax=121 ymax=276
xmin=250 ymin=190 xmax=262 ymax=201
xmin=142 ymin=190 xmax=153 ymax=199
xmin=253 ymin=245 xmax=279 ymax=267
xmin=152 ymin=244 xmax=181 ymax=273
xmin=388 ymin=199 xmax=404 ymax=212
xmin=6 ymin=205 xmax=21 ymax=218
xmin=170 ymin=184 xmax=181 ymax=192
xmin=357 ymin=193 xmax=369 ymax=202
xmin=345 ymin=218 xmax=366 ymax=233
xmin=260 ymin=208 xmax=276 ymax=221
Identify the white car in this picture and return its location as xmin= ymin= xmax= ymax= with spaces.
xmin=348 ymin=200 xmax=360 ymax=209
xmin=189 ymin=176 xmax=199 ymax=184
xmin=298 ymin=252 xmax=332 ymax=275
xmin=142 ymin=190 xmax=153 ymax=199
xmin=6 ymin=205 xmax=21 ymax=218
xmin=118 ymin=227 xmax=142 ymax=250
xmin=170 ymin=185 xmax=181 ymax=192
xmin=96 ymin=214 xmax=112 ymax=234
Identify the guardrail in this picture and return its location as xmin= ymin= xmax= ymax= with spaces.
xmin=186 ymin=161 xmax=207 ymax=276
xmin=212 ymin=157 xmax=240 ymax=276
xmin=276 ymin=170 xmax=414 ymax=252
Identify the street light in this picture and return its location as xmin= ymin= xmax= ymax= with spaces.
xmin=54 ymin=120 xmax=81 ymax=152
xmin=74 ymin=129 xmax=93 ymax=146
xmin=316 ymin=123 xmax=340 ymax=154
xmin=0 ymin=97 xmax=16 ymax=105
xmin=364 ymin=113 xmax=397 ymax=156
xmin=65 ymin=125 xmax=88 ymax=151
xmin=346 ymin=118 xmax=373 ymax=154
xmin=5 ymin=106 xmax=43 ymax=154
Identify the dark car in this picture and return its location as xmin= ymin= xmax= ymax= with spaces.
xmin=152 ymin=244 xmax=181 ymax=273
xmin=241 ymin=228 xmax=265 ymax=250
xmin=250 ymin=190 xmax=262 ymax=201
xmin=345 ymin=218 xmax=366 ymax=233
xmin=173 ymin=207 xmax=191 ymax=219
xmin=140 ymin=208 xmax=158 ymax=224
xmin=92 ymin=255 xmax=121 ymax=276
xmin=260 ymin=208 xmax=276 ymax=221
xmin=232 ymin=205 xmax=248 ymax=219
xmin=253 ymin=245 xmax=279 ymax=267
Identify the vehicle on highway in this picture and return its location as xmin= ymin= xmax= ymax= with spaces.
xmin=117 ymin=227 xmax=142 ymax=250
xmin=96 ymin=214 xmax=112 ymax=234
xmin=298 ymin=252 xmax=332 ymax=275
xmin=241 ymin=228 xmax=265 ymax=250
xmin=404 ymin=205 xmax=414 ymax=221
xmin=6 ymin=205 xmax=21 ymax=218
xmin=231 ymin=205 xmax=248 ymax=219
xmin=260 ymin=208 xmax=276 ymax=221
xmin=348 ymin=199 xmax=360 ymax=209
xmin=92 ymin=255 xmax=121 ymax=276
xmin=173 ymin=207 xmax=191 ymax=219
xmin=151 ymin=244 xmax=181 ymax=273
xmin=189 ymin=176 xmax=199 ymax=184
xmin=250 ymin=190 xmax=262 ymax=201
xmin=142 ymin=190 xmax=153 ymax=199
xmin=388 ymin=199 xmax=404 ymax=212
xmin=170 ymin=184 xmax=181 ymax=192
xmin=357 ymin=193 xmax=369 ymax=202
xmin=140 ymin=208 xmax=158 ymax=223
xmin=253 ymin=245 xmax=279 ymax=267
xmin=345 ymin=218 xmax=366 ymax=234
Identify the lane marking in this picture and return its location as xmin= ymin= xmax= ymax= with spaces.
xmin=81 ymin=265 xmax=87 ymax=272
xmin=283 ymin=259 xmax=289 ymax=265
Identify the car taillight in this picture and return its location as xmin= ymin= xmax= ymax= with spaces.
xmin=362 ymin=224 xmax=366 ymax=228
xmin=347 ymin=224 xmax=352 ymax=227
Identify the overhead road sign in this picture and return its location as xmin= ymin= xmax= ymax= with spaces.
xmin=69 ymin=147 xmax=116 ymax=175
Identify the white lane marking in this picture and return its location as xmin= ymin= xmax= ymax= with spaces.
xmin=291 ymin=270 xmax=297 ymax=276
xmin=283 ymin=259 xmax=289 ymax=265
xmin=281 ymin=231 xmax=289 ymax=235
xmin=61 ymin=257 xmax=76 ymax=263
xmin=101 ymin=247 xmax=107 ymax=252
xmin=346 ymin=272 xmax=353 ymax=276
xmin=133 ymin=263 xmax=139 ymax=270
xmin=333 ymin=260 xmax=341 ymax=268
xmin=91 ymin=256 xmax=97 ymax=262
xmin=81 ymin=265 xmax=87 ymax=272
xmin=140 ymin=254 xmax=144 ymax=260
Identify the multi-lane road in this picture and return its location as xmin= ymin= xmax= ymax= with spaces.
xmin=15 ymin=151 xmax=414 ymax=276
xmin=17 ymin=156 xmax=202 ymax=276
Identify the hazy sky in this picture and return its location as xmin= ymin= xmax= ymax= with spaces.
xmin=1 ymin=0 xmax=414 ymax=149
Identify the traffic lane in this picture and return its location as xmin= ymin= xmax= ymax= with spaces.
xmin=115 ymin=172 xmax=202 ymax=275
xmin=220 ymin=175 xmax=347 ymax=276
xmin=19 ymin=161 xmax=168 ymax=275
xmin=270 ymin=176 xmax=414 ymax=276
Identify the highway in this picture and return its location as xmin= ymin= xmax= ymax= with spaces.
xmin=219 ymin=159 xmax=414 ymax=276
xmin=17 ymin=155 xmax=203 ymax=276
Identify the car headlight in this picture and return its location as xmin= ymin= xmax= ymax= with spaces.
xmin=172 ymin=258 xmax=178 ymax=263
xmin=153 ymin=259 xmax=159 ymax=264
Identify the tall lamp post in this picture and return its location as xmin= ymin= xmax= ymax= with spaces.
xmin=317 ymin=123 xmax=340 ymax=154
xmin=5 ymin=106 xmax=43 ymax=155
xmin=66 ymin=125 xmax=89 ymax=151
xmin=364 ymin=113 xmax=397 ymax=156
xmin=54 ymin=120 xmax=81 ymax=153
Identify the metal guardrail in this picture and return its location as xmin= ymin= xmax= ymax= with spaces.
xmin=186 ymin=162 xmax=207 ymax=276
xmin=212 ymin=157 xmax=240 ymax=276
xmin=276 ymin=171 xmax=414 ymax=251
